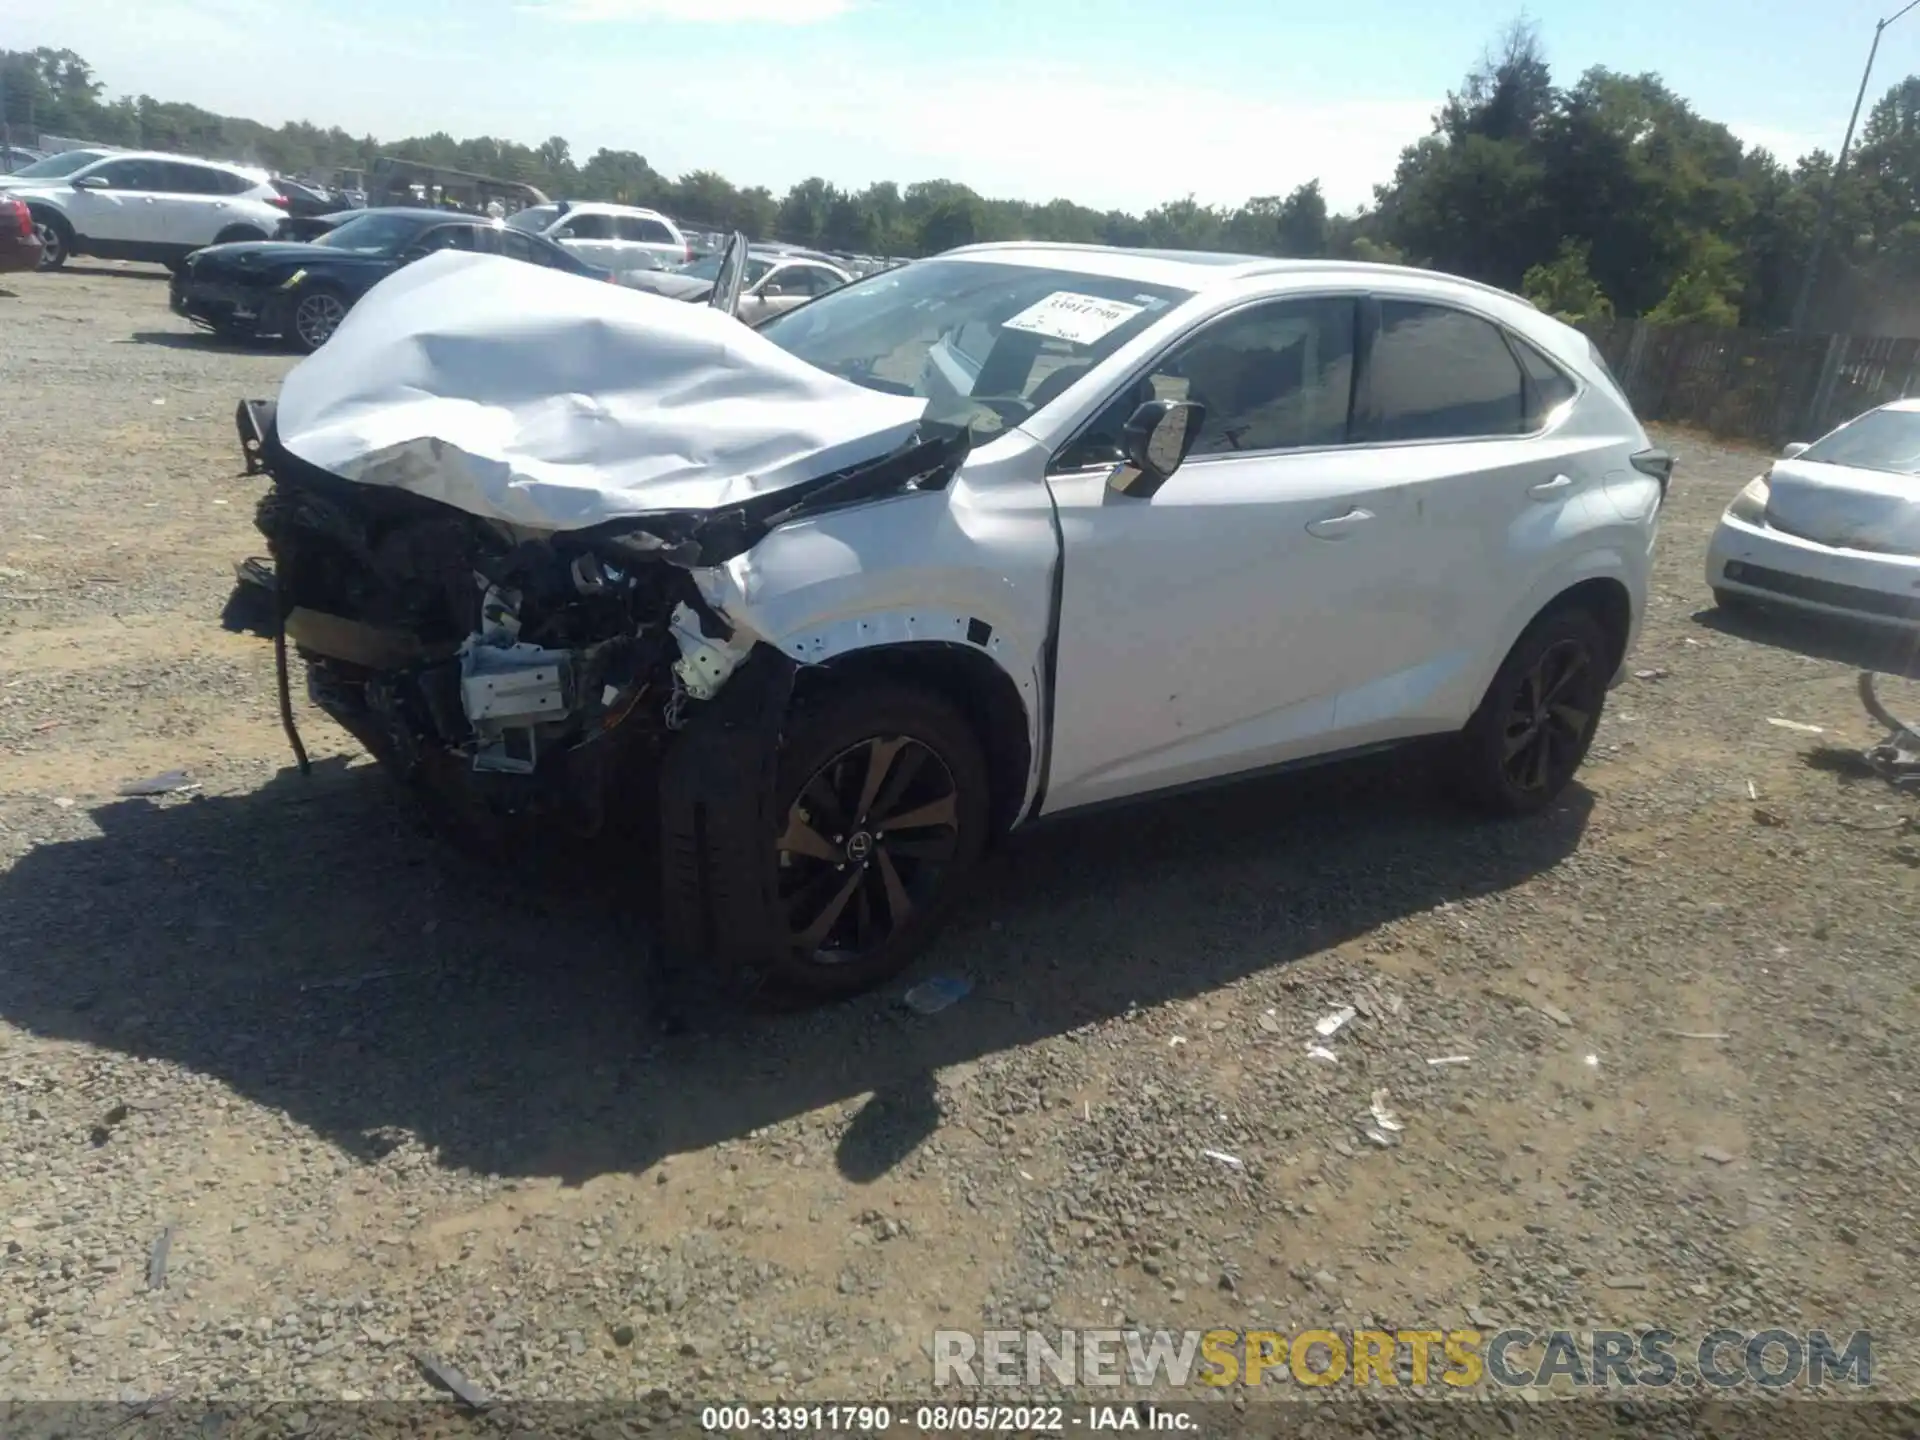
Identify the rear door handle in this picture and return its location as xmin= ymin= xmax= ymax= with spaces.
xmin=1305 ymin=507 xmax=1374 ymax=539
xmin=1529 ymin=474 xmax=1576 ymax=500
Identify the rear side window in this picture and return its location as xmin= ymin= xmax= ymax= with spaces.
xmin=1367 ymin=301 xmax=1526 ymax=441
xmin=1510 ymin=335 xmax=1578 ymax=428
xmin=89 ymin=158 xmax=165 ymax=191
xmin=615 ymin=215 xmax=674 ymax=244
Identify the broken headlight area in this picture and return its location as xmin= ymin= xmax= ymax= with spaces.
xmin=253 ymin=456 xmax=745 ymax=830
xmin=240 ymin=397 xmax=970 ymax=830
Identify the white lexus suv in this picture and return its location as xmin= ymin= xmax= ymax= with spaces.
xmin=239 ymin=240 xmax=1669 ymax=999
xmin=0 ymin=148 xmax=287 ymax=272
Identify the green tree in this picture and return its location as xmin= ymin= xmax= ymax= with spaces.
xmin=1521 ymin=239 xmax=1614 ymax=322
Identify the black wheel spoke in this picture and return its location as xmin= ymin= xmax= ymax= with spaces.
xmin=777 ymin=813 xmax=839 ymax=863
xmin=793 ymin=868 xmax=862 ymax=951
xmin=854 ymin=737 xmax=908 ymax=822
xmin=1528 ymin=728 xmax=1552 ymax=790
xmin=868 ymin=743 xmax=929 ymax=826
xmin=876 ymin=791 xmax=958 ymax=833
xmin=875 ymin=849 xmax=914 ymax=929
xmin=1548 ymin=701 xmax=1590 ymax=736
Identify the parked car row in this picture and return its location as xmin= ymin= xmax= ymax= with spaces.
xmin=170 ymin=206 xmax=623 ymax=350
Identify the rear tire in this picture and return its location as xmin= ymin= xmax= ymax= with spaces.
xmin=1448 ymin=607 xmax=1611 ymax=817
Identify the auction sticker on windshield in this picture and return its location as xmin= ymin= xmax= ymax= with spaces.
xmin=1003 ymin=291 xmax=1146 ymax=346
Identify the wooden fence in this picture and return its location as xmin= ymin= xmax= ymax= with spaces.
xmin=1580 ymin=319 xmax=1920 ymax=448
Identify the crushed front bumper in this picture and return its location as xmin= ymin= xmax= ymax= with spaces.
xmin=1708 ymin=513 xmax=1920 ymax=629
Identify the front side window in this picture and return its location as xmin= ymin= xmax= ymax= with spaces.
xmin=1365 ymin=301 xmax=1527 ymax=442
xmin=88 ymin=159 xmax=164 ymax=192
xmin=1056 ymin=296 xmax=1358 ymax=470
xmin=556 ymin=212 xmax=614 ymax=241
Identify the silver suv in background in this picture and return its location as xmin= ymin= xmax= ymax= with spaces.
xmin=505 ymin=201 xmax=690 ymax=273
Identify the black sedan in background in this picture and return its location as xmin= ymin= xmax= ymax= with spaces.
xmin=171 ymin=207 xmax=616 ymax=352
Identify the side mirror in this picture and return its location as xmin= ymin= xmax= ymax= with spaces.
xmin=72 ymin=174 xmax=110 ymax=191
xmin=1108 ymin=399 xmax=1206 ymax=498
xmin=1780 ymin=441 xmax=1811 ymax=460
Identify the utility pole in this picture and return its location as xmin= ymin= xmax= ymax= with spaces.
xmin=1790 ymin=0 xmax=1920 ymax=331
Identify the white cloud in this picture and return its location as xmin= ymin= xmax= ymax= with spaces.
xmin=519 ymin=0 xmax=854 ymax=22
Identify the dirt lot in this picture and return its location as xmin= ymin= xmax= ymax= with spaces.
xmin=2 ymin=264 xmax=1919 ymax=1417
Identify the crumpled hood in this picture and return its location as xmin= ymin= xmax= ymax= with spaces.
xmin=1765 ymin=457 xmax=1920 ymax=557
xmin=273 ymin=249 xmax=928 ymax=532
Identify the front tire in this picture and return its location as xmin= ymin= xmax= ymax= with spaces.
xmin=767 ymin=684 xmax=990 ymax=998
xmin=1449 ymin=607 xmax=1611 ymax=816
xmin=289 ymin=287 xmax=348 ymax=352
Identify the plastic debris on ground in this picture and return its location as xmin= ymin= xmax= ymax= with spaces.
xmin=1368 ymin=1089 xmax=1405 ymax=1133
xmin=900 ymin=975 xmax=971 ymax=1015
xmin=1766 ymin=717 xmax=1825 ymax=735
xmin=1305 ymin=1045 xmax=1339 ymax=1065
xmin=1426 ymin=1054 xmax=1473 ymax=1067
xmin=117 ymin=770 xmax=196 ymax=797
xmin=1314 ymin=1005 xmax=1356 ymax=1039
xmin=1202 ymin=1149 xmax=1244 ymax=1169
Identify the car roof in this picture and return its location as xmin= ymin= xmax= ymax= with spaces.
xmin=342 ymin=207 xmax=499 ymax=224
xmin=86 ymin=150 xmax=269 ymax=180
xmin=938 ymin=241 xmax=1533 ymax=307
xmin=558 ymin=201 xmax=675 ymax=220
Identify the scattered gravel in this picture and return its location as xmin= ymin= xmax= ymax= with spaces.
xmin=2 ymin=265 xmax=1917 ymax=1410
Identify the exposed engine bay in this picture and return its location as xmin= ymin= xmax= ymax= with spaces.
xmin=243 ymin=399 xmax=970 ymax=832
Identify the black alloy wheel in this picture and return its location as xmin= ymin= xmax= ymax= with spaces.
xmin=770 ymin=686 xmax=989 ymax=995
xmin=1452 ymin=607 xmax=1610 ymax=816
xmin=1501 ymin=638 xmax=1593 ymax=795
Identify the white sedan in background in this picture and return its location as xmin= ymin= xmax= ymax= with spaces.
xmin=1708 ymin=399 xmax=1920 ymax=629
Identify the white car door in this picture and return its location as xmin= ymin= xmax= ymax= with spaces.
xmin=1039 ymin=294 xmax=1427 ymax=814
xmin=1345 ymin=297 xmax=1610 ymax=735
xmin=63 ymin=156 xmax=166 ymax=245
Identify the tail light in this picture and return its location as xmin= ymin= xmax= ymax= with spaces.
xmin=1630 ymin=447 xmax=1674 ymax=498
xmin=3 ymin=198 xmax=29 ymax=238
xmin=267 ymin=193 xmax=290 ymax=210
xmin=684 ymin=242 xmax=693 ymax=264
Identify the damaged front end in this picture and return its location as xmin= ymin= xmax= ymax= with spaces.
xmin=238 ymin=398 xmax=967 ymax=837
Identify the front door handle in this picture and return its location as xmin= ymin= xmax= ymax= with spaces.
xmin=1305 ymin=507 xmax=1374 ymax=539
xmin=1529 ymin=474 xmax=1576 ymax=500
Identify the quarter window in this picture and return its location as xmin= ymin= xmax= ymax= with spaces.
xmin=1511 ymin=334 xmax=1579 ymax=428
xmin=1366 ymin=301 xmax=1527 ymax=441
xmin=1056 ymin=297 xmax=1358 ymax=470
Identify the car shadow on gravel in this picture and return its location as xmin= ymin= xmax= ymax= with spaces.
xmin=0 ymin=746 xmax=1591 ymax=1187
xmin=1694 ymin=602 xmax=1920 ymax=678
xmin=125 ymin=329 xmax=273 ymax=355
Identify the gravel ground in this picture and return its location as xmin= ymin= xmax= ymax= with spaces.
xmin=2 ymin=265 xmax=1919 ymax=1419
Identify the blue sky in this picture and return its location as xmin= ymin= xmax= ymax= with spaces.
xmin=1 ymin=0 xmax=1908 ymax=213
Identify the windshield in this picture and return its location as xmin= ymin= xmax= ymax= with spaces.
xmin=680 ymin=251 xmax=774 ymax=284
xmin=755 ymin=258 xmax=1192 ymax=439
xmin=311 ymin=212 xmax=425 ymax=255
xmin=505 ymin=204 xmax=561 ymax=233
xmin=8 ymin=149 xmax=114 ymax=180
xmin=1801 ymin=408 xmax=1920 ymax=477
